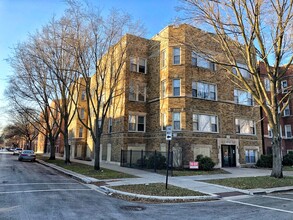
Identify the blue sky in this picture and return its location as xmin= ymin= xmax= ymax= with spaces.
xmin=0 ymin=0 xmax=180 ymax=130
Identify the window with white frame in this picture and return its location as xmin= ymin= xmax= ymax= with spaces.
xmin=172 ymin=112 xmax=181 ymax=130
xmin=264 ymin=78 xmax=270 ymax=91
xmin=161 ymin=80 xmax=166 ymax=98
xmin=108 ymin=118 xmax=113 ymax=133
xmin=130 ymin=57 xmax=147 ymax=74
xmin=281 ymin=80 xmax=288 ymax=93
xmin=193 ymin=114 xmax=218 ymax=133
xmin=245 ymin=149 xmax=257 ymax=163
xmin=192 ymin=52 xmax=216 ymax=70
xmin=129 ymin=81 xmax=146 ymax=102
xmin=128 ymin=115 xmax=145 ymax=132
xmin=192 ymin=81 xmax=216 ymax=100
xmin=284 ymin=104 xmax=290 ymax=116
xmin=234 ymin=89 xmax=253 ymax=106
xmin=161 ymin=49 xmax=167 ymax=68
xmin=80 ymin=108 xmax=85 ymax=120
xmin=268 ymin=124 xmax=272 ymax=137
xmin=78 ymin=127 xmax=83 ymax=138
xmin=285 ymin=124 xmax=292 ymax=138
xmin=161 ymin=113 xmax=167 ymax=131
xmin=173 ymin=47 xmax=180 ymax=65
xmin=235 ymin=118 xmax=255 ymax=135
xmin=173 ymin=79 xmax=180 ymax=96
xmin=232 ymin=63 xmax=250 ymax=78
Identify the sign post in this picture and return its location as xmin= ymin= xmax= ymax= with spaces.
xmin=165 ymin=126 xmax=172 ymax=189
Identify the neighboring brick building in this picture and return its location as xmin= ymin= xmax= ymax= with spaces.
xmin=260 ymin=62 xmax=293 ymax=155
xmin=76 ymin=24 xmax=263 ymax=168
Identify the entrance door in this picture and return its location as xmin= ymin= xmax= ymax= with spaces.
xmin=221 ymin=145 xmax=236 ymax=167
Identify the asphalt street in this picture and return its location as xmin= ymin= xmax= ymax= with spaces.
xmin=0 ymin=152 xmax=293 ymax=220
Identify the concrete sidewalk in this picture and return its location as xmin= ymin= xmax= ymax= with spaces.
xmin=37 ymin=156 xmax=293 ymax=200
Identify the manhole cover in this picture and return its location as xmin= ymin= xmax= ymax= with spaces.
xmin=120 ymin=206 xmax=146 ymax=211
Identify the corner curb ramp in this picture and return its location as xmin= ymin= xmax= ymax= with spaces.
xmin=36 ymin=159 xmax=98 ymax=184
xmin=100 ymin=186 xmax=220 ymax=201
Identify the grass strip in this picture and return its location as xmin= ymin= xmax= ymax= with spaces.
xmin=155 ymin=169 xmax=229 ymax=176
xmin=41 ymin=157 xmax=135 ymax=179
xmin=111 ymin=183 xmax=206 ymax=196
xmin=204 ymin=176 xmax=293 ymax=189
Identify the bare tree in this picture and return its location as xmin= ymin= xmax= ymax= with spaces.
xmin=178 ymin=0 xmax=293 ymax=178
xmin=63 ymin=1 xmax=145 ymax=170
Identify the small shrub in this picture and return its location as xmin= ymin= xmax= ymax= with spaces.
xmin=283 ymin=152 xmax=293 ymax=166
xmin=256 ymin=154 xmax=273 ymax=168
xmin=144 ymin=153 xmax=167 ymax=170
xmin=196 ymin=155 xmax=215 ymax=171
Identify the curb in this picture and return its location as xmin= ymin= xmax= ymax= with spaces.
xmin=36 ymin=159 xmax=98 ymax=184
xmin=100 ymin=186 xmax=220 ymax=201
xmin=249 ymin=186 xmax=293 ymax=195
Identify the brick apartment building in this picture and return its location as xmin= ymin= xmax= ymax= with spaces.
xmin=38 ymin=24 xmax=262 ymax=167
xmin=260 ymin=62 xmax=293 ymax=156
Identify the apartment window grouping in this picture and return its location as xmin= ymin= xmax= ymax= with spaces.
xmin=232 ymin=63 xmax=250 ymax=78
xmin=173 ymin=47 xmax=180 ymax=65
xmin=192 ymin=81 xmax=216 ymax=100
xmin=192 ymin=52 xmax=216 ymax=71
xmin=235 ymin=118 xmax=255 ymax=135
xmin=281 ymin=80 xmax=288 ymax=93
xmin=173 ymin=79 xmax=180 ymax=96
xmin=128 ymin=115 xmax=145 ymax=132
xmin=130 ymin=57 xmax=147 ymax=74
xmin=193 ymin=114 xmax=218 ymax=133
xmin=245 ymin=149 xmax=257 ymax=163
xmin=172 ymin=112 xmax=181 ymax=131
xmin=234 ymin=89 xmax=253 ymax=106
xmin=285 ymin=124 xmax=292 ymax=138
xmin=161 ymin=113 xmax=167 ymax=131
xmin=129 ymin=81 xmax=146 ymax=102
xmin=161 ymin=49 xmax=167 ymax=68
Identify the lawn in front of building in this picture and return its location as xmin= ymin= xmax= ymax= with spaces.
xmin=155 ymin=168 xmax=230 ymax=176
xmin=40 ymin=157 xmax=136 ymax=179
xmin=204 ymin=176 xmax=293 ymax=189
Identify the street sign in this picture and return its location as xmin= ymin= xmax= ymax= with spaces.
xmin=166 ymin=126 xmax=172 ymax=141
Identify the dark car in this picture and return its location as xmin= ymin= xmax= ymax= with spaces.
xmin=18 ymin=150 xmax=36 ymax=162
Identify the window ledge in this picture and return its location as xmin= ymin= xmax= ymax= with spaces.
xmin=193 ymin=131 xmax=219 ymax=134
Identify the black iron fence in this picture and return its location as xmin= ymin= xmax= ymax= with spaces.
xmin=120 ymin=150 xmax=173 ymax=172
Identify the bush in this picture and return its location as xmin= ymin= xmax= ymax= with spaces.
xmin=196 ymin=155 xmax=215 ymax=171
xmin=256 ymin=154 xmax=273 ymax=168
xmin=144 ymin=153 xmax=167 ymax=170
xmin=283 ymin=152 xmax=293 ymax=166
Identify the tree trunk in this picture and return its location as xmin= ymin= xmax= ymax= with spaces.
xmin=64 ymin=123 xmax=71 ymax=164
xmin=49 ymin=138 xmax=56 ymax=160
xmin=94 ymin=136 xmax=101 ymax=170
xmin=270 ymin=133 xmax=283 ymax=178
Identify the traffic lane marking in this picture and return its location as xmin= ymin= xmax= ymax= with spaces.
xmin=226 ymin=199 xmax=293 ymax=214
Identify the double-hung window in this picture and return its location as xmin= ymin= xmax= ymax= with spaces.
xmin=78 ymin=127 xmax=83 ymax=138
xmin=235 ymin=118 xmax=255 ymax=135
xmin=80 ymin=108 xmax=85 ymax=120
xmin=172 ymin=112 xmax=181 ymax=131
xmin=234 ymin=89 xmax=253 ymax=106
xmin=285 ymin=124 xmax=292 ymax=138
xmin=245 ymin=150 xmax=257 ymax=163
xmin=173 ymin=47 xmax=180 ymax=65
xmin=193 ymin=114 xmax=218 ymax=133
xmin=128 ymin=115 xmax=145 ymax=132
xmin=232 ymin=63 xmax=250 ymax=78
xmin=192 ymin=52 xmax=216 ymax=70
xmin=81 ymin=90 xmax=86 ymax=100
xmin=281 ymin=80 xmax=288 ymax=93
xmin=267 ymin=124 xmax=272 ymax=137
xmin=192 ymin=81 xmax=216 ymax=100
xmin=161 ymin=113 xmax=167 ymax=131
xmin=173 ymin=79 xmax=180 ymax=96
xmin=129 ymin=81 xmax=146 ymax=102
xmin=264 ymin=78 xmax=270 ymax=91
xmin=284 ymin=104 xmax=290 ymax=116
xmin=130 ymin=57 xmax=147 ymax=74
xmin=108 ymin=118 xmax=113 ymax=133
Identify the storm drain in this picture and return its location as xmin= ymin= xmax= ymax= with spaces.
xmin=120 ymin=206 xmax=146 ymax=211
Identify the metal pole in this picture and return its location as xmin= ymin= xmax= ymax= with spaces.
xmin=165 ymin=140 xmax=171 ymax=189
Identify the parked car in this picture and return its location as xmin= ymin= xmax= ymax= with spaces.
xmin=13 ymin=148 xmax=23 ymax=155
xmin=18 ymin=150 xmax=36 ymax=162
